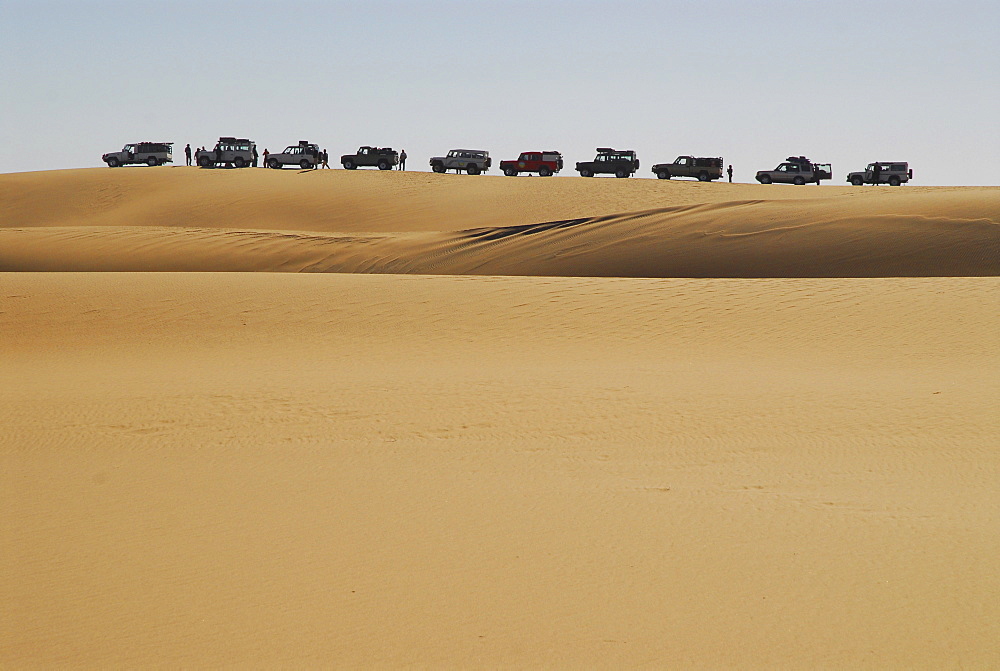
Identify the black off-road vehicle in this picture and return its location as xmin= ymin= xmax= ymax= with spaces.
xmin=196 ymin=137 xmax=256 ymax=168
xmin=575 ymin=148 xmax=639 ymax=178
xmin=341 ymin=146 xmax=398 ymax=170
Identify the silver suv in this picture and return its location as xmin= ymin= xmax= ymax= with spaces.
xmin=847 ymin=162 xmax=912 ymax=186
xmin=267 ymin=141 xmax=321 ymax=169
xmin=103 ymin=142 xmax=173 ymax=167
xmin=429 ymin=149 xmax=491 ymax=174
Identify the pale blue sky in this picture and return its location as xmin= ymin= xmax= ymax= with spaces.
xmin=1 ymin=1 xmax=998 ymax=184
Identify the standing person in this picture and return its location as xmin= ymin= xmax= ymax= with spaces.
xmin=263 ymin=148 xmax=269 ymax=167
xmin=871 ymin=162 xmax=882 ymax=186
xmin=321 ymin=149 xmax=330 ymax=169
xmin=727 ymin=164 xmax=733 ymax=183
xmin=399 ymin=149 xmax=407 ymax=171
xmin=252 ymin=145 xmax=259 ymax=168
xmin=184 ymin=143 xmax=192 ymax=166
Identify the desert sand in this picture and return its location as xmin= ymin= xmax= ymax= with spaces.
xmin=2 ymin=167 xmax=999 ymax=668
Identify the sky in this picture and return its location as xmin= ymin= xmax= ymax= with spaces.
xmin=1 ymin=0 xmax=998 ymax=185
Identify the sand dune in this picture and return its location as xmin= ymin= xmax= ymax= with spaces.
xmin=2 ymin=168 xmax=998 ymax=276
xmin=3 ymin=273 xmax=999 ymax=667
xmin=2 ymin=168 xmax=999 ymax=667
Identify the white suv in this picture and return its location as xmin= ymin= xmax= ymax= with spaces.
xmin=267 ymin=142 xmax=321 ymax=169
xmin=429 ymin=149 xmax=491 ymax=174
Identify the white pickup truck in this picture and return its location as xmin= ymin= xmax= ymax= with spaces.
xmin=102 ymin=142 xmax=173 ymax=167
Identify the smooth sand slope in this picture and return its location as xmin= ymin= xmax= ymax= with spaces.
xmin=2 ymin=168 xmax=999 ymax=667
xmin=2 ymin=168 xmax=999 ymax=276
xmin=3 ymin=273 xmax=999 ymax=668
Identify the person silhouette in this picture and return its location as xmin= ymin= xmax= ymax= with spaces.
xmin=184 ymin=143 xmax=192 ymax=166
xmin=399 ymin=149 xmax=407 ymax=171
xmin=727 ymin=164 xmax=733 ymax=183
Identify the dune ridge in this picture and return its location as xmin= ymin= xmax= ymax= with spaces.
xmin=3 ymin=206 xmax=1000 ymax=278
xmin=2 ymin=168 xmax=999 ymax=277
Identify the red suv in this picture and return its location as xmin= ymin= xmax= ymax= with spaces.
xmin=500 ymin=151 xmax=563 ymax=177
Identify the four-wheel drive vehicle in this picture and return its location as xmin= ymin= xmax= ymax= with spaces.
xmin=341 ymin=146 xmax=398 ymax=170
xmin=755 ymin=156 xmax=832 ymax=185
xmin=847 ymin=162 xmax=912 ymax=186
xmin=430 ymin=149 xmax=492 ymax=175
xmin=652 ymin=156 xmax=723 ymax=181
xmin=575 ymin=148 xmax=639 ymax=178
xmin=500 ymin=151 xmax=563 ymax=177
xmin=268 ymin=141 xmax=321 ymax=169
xmin=196 ymin=137 xmax=256 ymax=168
xmin=103 ymin=142 xmax=173 ymax=167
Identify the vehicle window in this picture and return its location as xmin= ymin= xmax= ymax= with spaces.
xmin=891 ymin=164 xmax=905 ymax=171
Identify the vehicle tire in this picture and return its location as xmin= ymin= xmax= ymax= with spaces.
xmin=268 ymin=158 xmax=281 ymax=170
xmin=504 ymin=168 xmax=517 ymax=177
xmin=378 ymin=160 xmax=390 ymax=170
xmin=793 ymin=176 xmax=805 ymax=185
xmin=851 ymin=176 xmax=864 ymax=186
xmin=343 ymin=159 xmax=356 ymax=170
xmin=580 ymin=169 xmax=593 ymax=178
xmin=656 ymin=170 xmax=669 ymax=180
xmin=432 ymin=163 xmax=445 ymax=173
xmin=107 ymin=157 xmax=120 ymax=168
xmin=698 ymin=171 xmax=709 ymax=182
xmin=889 ymin=176 xmax=901 ymax=186
xmin=234 ymin=157 xmax=247 ymax=168
xmin=539 ymin=166 xmax=552 ymax=177
xmin=759 ymin=174 xmax=772 ymax=184
xmin=300 ymin=159 xmax=312 ymax=169
xmin=147 ymin=156 xmax=158 ymax=167
xmin=615 ymin=169 xmax=628 ymax=178
xmin=198 ymin=155 xmax=212 ymax=168
xmin=467 ymin=164 xmax=481 ymax=175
